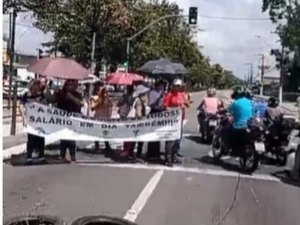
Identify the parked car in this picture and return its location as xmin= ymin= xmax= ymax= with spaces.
xmin=3 ymin=80 xmax=29 ymax=99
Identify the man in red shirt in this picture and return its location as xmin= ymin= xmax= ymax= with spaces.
xmin=164 ymin=79 xmax=189 ymax=120
xmin=163 ymin=79 xmax=189 ymax=166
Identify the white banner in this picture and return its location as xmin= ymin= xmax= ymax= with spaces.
xmin=25 ymin=102 xmax=182 ymax=143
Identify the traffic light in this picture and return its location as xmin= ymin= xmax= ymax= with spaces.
xmin=189 ymin=7 xmax=198 ymax=25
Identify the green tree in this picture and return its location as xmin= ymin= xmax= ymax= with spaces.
xmin=3 ymin=0 xmax=239 ymax=88
xmin=263 ymin=0 xmax=300 ymax=91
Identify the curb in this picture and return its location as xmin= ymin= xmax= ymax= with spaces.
xmin=3 ymin=143 xmax=26 ymax=161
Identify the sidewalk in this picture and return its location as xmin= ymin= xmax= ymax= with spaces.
xmin=3 ymin=133 xmax=27 ymax=149
xmin=3 ymin=122 xmax=24 ymax=137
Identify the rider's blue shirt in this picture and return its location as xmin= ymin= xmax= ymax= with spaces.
xmin=229 ymin=97 xmax=253 ymax=129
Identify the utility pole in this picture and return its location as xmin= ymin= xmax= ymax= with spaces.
xmin=250 ymin=63 xmax=253 ymax=86
xmin=35 ymin=48 xmax=42 ymax=79
xmin=8 ymin=7 xmax=17 ymax=135
xmin=87 ymin=32 xmax=96 ymax=117
xmin=8 ymin=8 xmax=17 ymax=110
xmin=126 ymin=39 xmax=130 ymax=72
xmin=245 ymin=63 xmax=253 ymax=86
xmin=259 ymin=54 xmax=265 ymax=96
xmin=279 ymin=44 xmax=284 ymax=104
xmin=91 ymin=32 xmax=96 ymax=70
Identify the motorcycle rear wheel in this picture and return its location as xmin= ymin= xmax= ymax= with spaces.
xmin=240 ymin=145 xmax=259 ymax=173
xmin=211 ymin=134 xmax=223 ymax=159
xmin=206 ymin=129 xmax=214 ymax=144
xmin=276 ymin=151 xmax=288 ymax=166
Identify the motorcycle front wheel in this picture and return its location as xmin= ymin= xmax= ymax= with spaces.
xmin=240 ymin=145 xmax=259 ymax=173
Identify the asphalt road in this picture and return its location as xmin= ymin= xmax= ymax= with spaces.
xmin=3 ymin=91 xmax=300 ymax=225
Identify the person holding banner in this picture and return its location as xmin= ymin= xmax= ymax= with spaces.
xmin=134 ymin=84 xmax=150 ymax=159
xmin=20 ymin=79 xmax=48 ymax=164
xmin=90 ymin=81 xmax=112 ymax=154
xmin=147 ymin=80 xmax=165 ymax=160
xmin=118 ymin=84 xmax=150 ymax=159
xmin=55 ymin=79 xmax=83 ymax=162
xmin=163 ymin=79 xmax=189 ymax=166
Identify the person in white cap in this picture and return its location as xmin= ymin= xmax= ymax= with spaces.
xmin=163 ymin=78 xmax=189 ymax=166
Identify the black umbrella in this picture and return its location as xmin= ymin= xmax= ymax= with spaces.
xmin=138 ymin=58 xmax=188 ymax=75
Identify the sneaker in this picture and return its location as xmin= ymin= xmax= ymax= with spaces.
xmin=32 ymin=151 xmax=39 ymax=158
xmin=177 ymin=153 xmax=184 ymax=157
xmin=165 ymin=161 xmax=173 ymax=167
xmin=26 ymin=158 xmax=33 ymax=165
xmin=70 ymin=156 xmax=76 ymax=162
xmin=59 ymin=157 xmax=70 ymax=163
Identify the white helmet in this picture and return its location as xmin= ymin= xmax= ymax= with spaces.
xmin=173 ymin=79 xmax=183 ymax=86
xmin=207 ymin=87 xmax=216 ymax=97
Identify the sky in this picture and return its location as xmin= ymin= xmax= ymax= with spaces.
xmin=2 ymin=0 xmax=280 ymax=79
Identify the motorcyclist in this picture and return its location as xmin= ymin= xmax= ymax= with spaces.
xmin=221 ymin=86 xmax=253 ymax=150
xmin=264 ymin=97 xmax=286 ymax=140
xmin=197 ymin=88 xmax=223 ymax=139
xmin=265 ymin=97 xmax=284 ymax=122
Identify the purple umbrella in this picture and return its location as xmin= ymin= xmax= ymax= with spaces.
xmin=28 ymin=57 xmax=89 ymax=80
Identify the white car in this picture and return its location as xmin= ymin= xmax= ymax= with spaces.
xmin=3 ymin=80 xmax=29 ymax=98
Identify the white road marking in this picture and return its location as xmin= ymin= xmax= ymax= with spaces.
xmin=123 ymin=169 xmax=164 ymax=222
xmin=250 ymin=187 xmax=260 ymax=204
xmin=78 ymin=162 xmax=281 ymax=182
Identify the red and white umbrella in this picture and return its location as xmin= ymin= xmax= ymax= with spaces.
xmin=28 ymin=57 xmax=89 ymax=80
xmin=105 ymin=72 xmax=143 ymax=85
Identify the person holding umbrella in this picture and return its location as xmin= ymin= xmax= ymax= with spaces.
xmin=163 ymin=79 xmax=189 ymax=166
xmin=55 ymin=79 xmax=83 ymax=162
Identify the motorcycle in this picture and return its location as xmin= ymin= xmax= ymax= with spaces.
xmin=197 ymin=111 xmax=220 ymax=144
xmin=264 ymin=115 xmax=297 ymax=166
xmin=211 ymin=115 xmax=264 ymax=173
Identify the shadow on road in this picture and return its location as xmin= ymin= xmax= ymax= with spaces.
xmin=4 ymin=153 xmax=70 ymax=166
xmin=194 ymin=155 xmax=244 ymax=173
xmin=272 ymin=170 xmax=300 ymax=188
xmin=185 ymin=135 xmax=210 ymax=145
xmin=4 ymin=146 xmax=167 ymax=167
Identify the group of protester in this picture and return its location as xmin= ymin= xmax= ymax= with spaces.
xmin=20 ymin=76 xmax=191 ymax=165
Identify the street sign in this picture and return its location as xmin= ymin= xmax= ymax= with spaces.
xmin=189 ymin=7 xmax=198 ymax=25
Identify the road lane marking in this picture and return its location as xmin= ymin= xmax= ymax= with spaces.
xmin=77 ymin=162 xmax=281 ymax=182
xmin=250 ymin=187 xmax=260 ymax=204
xmin=123 ymin=169 xmax=164 ymax=222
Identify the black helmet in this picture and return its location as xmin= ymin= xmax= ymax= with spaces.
xmin=244 ymin=88 xmax=253 ymax=100
xmin=231 ymin=86 xmax=244 ymax=99
xmin=268 ymin=97 xmax=279 ymax=108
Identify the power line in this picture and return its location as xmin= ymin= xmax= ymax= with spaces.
xmin=198 ymin=14 xmax=270 ymax=21
xmin=2 ymin=14 xmax=271 ymax=30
